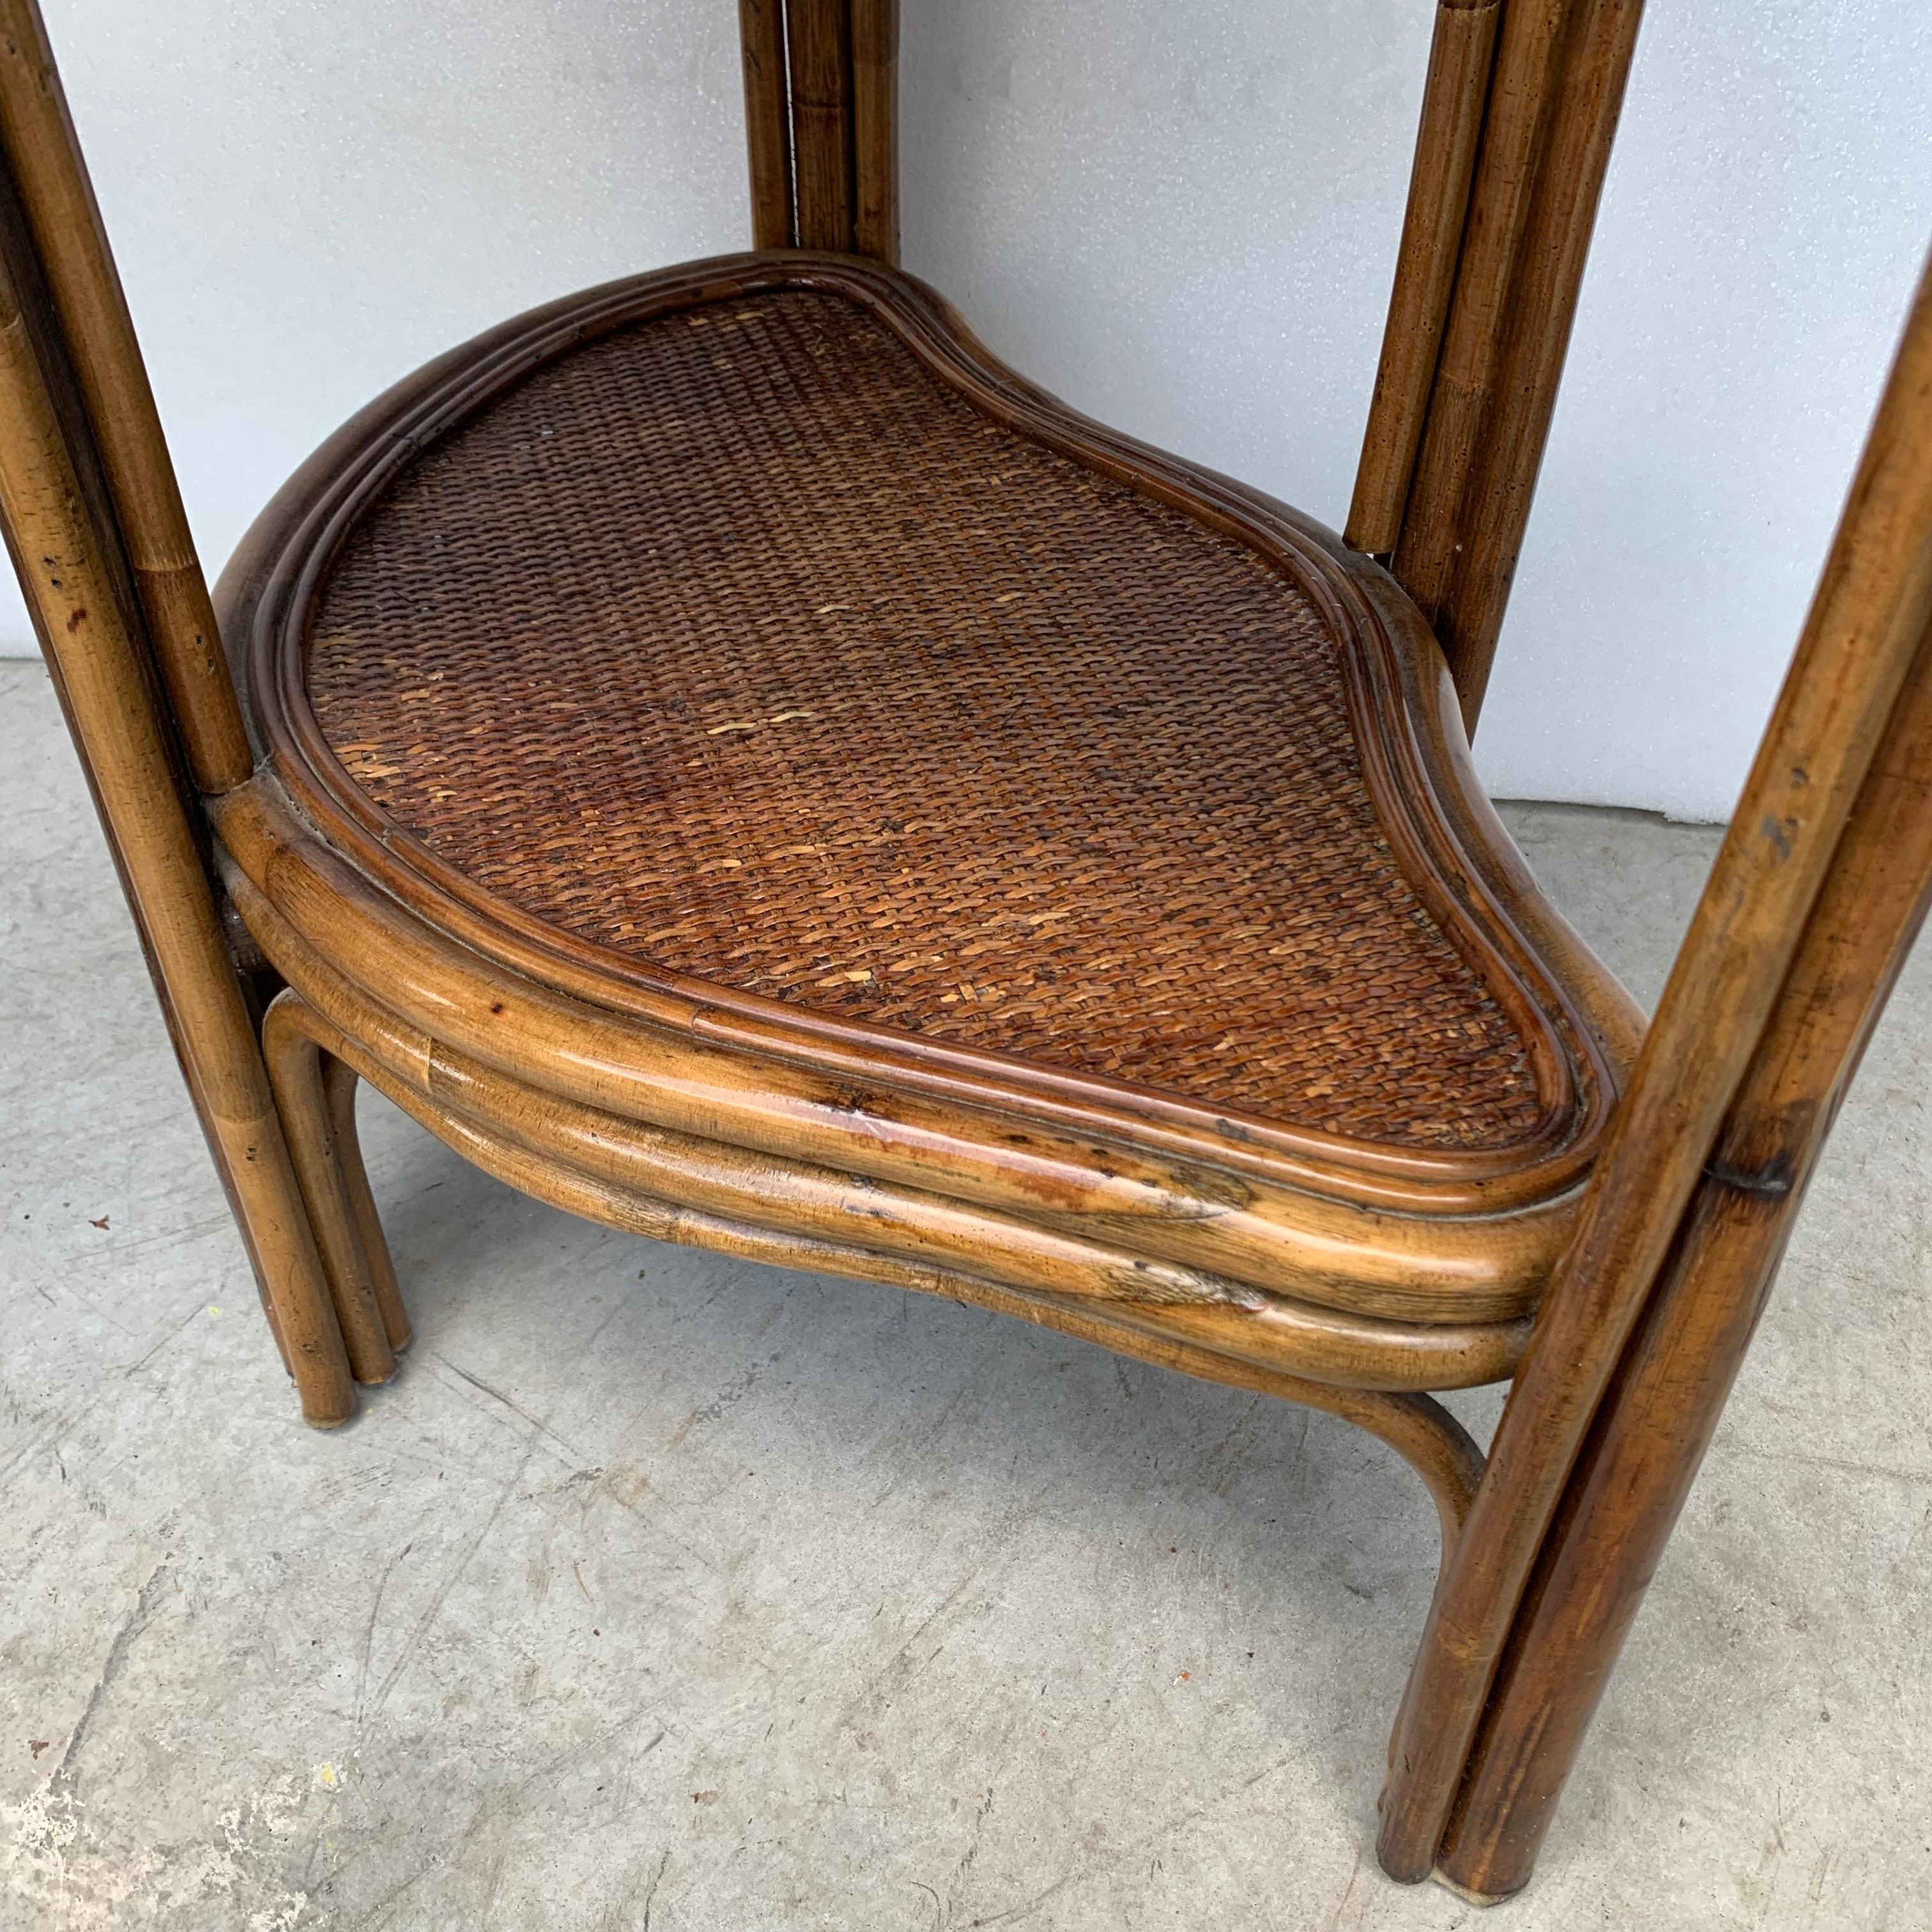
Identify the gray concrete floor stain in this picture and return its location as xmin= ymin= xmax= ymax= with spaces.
xmin=2 ymin=656 xmax=1928 ymax=1929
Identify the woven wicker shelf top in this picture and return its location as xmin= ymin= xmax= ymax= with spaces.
xmin=305 ymin=288 xmax=1551 ymax=1150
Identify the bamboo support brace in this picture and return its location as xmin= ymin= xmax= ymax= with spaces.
xmin=323 ymin=1052 xmax=412 ymax=1354
xmin=262 ymin=992 xmax=403 ymax=1384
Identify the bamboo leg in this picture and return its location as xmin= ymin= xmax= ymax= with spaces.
xmin=262 ymin=992 xmax=401 ymax=1384
xmin=0 ymin=203 xmax=353 ymax=1429
xmin=738 ymin=0 xmax=795 ymax=248
xmin=0 ymin=0 xmax=351 ymax=1423
xmin=1433 ymin=601 xmax=1932 ymax=1896
xmin=0 ymin=0 xmax=250 ymax=793
xmin=786 ymin=0 xmax=856 ymax=252
xmin=850 ymin=0 xmax=900 ymax=264
xmin=1379 ymin=247 xmax=1932 ymax=1887
xmin=1346 ymin=0 xmax=1504 ymax=557
xmin=1389 ymin=0 xmax=1645 ymax=735
xmin=323 ymin=1054 xmax=412 ymax=1353
xmin=1425 ymin=0 xmax=1646 ymax=730
xmin=1390 ymin=0 xmax=1572 ymax=625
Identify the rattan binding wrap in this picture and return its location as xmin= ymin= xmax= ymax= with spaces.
xmin=307 ymin=291 xmax=1542 ymax=1149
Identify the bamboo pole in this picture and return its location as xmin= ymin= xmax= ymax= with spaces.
xmin=1378 ymin=247 xmax=1932 ymax=1882
xmin=850 ymin=0 xmax=900 ymax=264
xmin=1346 ymin=0 xmax=1504 ymax=557
xmin=1423 ymin=0 xmax=1645 ymax=730
xmin=1436 ymin=594 xmax=1932 ymax=1897
xmin=1390 ymin=0 xmax=1574 ymax=623
xmin=1387 ymin=0 xmax=1644 ymax=735
xmin=738 ymin=0 xmax=795 ymax=249
xmin=785 ymin=0 xmax=856 ymax=252
xmin=0 ymin=0 xmax=251 ymax=793
xmin=0 ymin=179 xmax=355 ymax=1426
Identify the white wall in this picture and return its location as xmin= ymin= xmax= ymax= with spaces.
xmin=7 ymin=1 xmax=1929 ymax=821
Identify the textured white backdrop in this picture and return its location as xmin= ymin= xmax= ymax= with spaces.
xmin=4 ymin=1 xmax=1928 ymax=820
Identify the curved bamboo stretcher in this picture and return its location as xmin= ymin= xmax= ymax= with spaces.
xmin=3 ymin=0 xmax=1927 ymax=1901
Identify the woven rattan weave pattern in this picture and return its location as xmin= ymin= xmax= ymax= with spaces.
xmin=304 ymin=289 xmax=1544 ymax=1149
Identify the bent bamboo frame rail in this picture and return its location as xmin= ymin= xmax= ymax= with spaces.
xmin=210 ymin=774 xmax=1549 ymax=1396
xmin=261 ymin=976 xmax=1489 ymax=1565
xmin=261 ymin=995 xmax=410 ymax=1384
xmin=1379 ymin=245 xmax=1932 ymax=1894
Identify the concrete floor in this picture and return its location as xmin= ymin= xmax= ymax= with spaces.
xmin=3 ymin=650 xmax=1929 ymax=1931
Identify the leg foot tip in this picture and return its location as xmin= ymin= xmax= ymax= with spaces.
xmin=1430 ymin=1867 xmax=1522 ymax=1908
